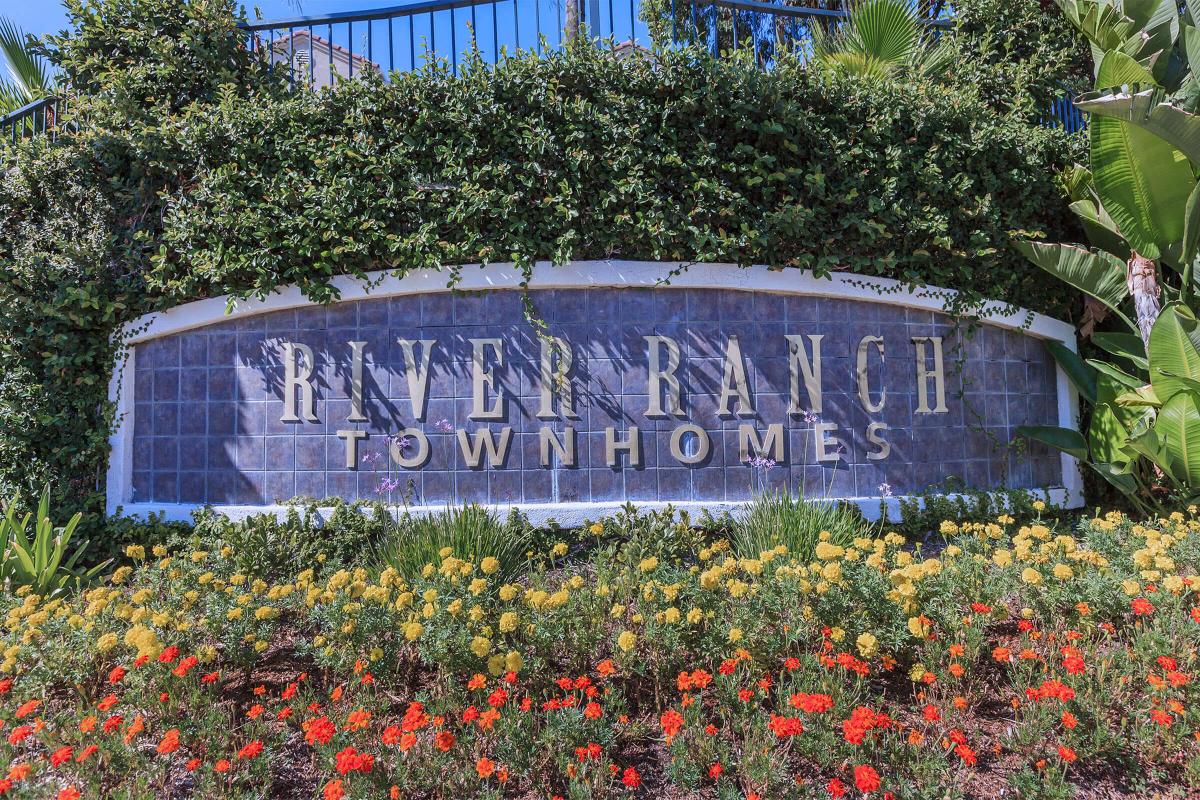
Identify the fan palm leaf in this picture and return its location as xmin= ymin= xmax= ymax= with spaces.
xmin=811 ymin=0 xmax=952 ymax=79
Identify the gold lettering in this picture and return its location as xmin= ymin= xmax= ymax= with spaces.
xmin=396 ymin=338 xmax=437 ymax=420
xmin=856 ymin=335 xmax=886 ymax=413
xmin=644 ymin=336 xmax=682 ymax=417
xmin=785 ymin=334 xmax=823 ymax=415
xmin=605 ymin=426 xmax=641 ymax=467
xmin=335 ymin=429 xmax=366 ymax=469
xmin=814 ymin=422 xmax=843 ymax=462
xmin=390 ymin=427 xmax=430 ymax=468
xmin=717 ymin=335 xmax=753 ymax=417
xmin=539 ymin=426 xmax=577 ymax=467
xmin=469 ymin=338 xmax=505 ymax=420
xmin=537 ymin=337 xmax=577 ymax=419
xmin=457 ymin=427 xmax=513 ymax=468
xmin=281 ymin=342 xmax=317 ymax=423
xmin=669 ymin=423 xmax=711 ymax=465
xmin=738 ymin=423 xmax=785 ymax=463
xmin=866 ymin=422 xmax=891 ymax=460
xmin=347 ymin=341 xmax=368 ymax=422
xmin=913 ymin=336 xmax=948 ymax=413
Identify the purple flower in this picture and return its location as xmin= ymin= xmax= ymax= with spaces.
xmin=434 ymin=419 xmax=453 ymax=433
xmin=878 ymin=482 xmax=893 ymax=498
xmin=746 ymin=455 xmax=776 ymax=470
xmin=801 ymin=410 xmax=819 ymax=425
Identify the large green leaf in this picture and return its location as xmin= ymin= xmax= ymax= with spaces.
xmin=1089 ymin=402 xmax=1134 ymax=464
xmin=1013 ymin=241 xmax=1132 ymax=327
xmin=1077 ymin=87 xmax=1200 ymax=167
xmin=1183 ymin=179 xmax=1200 ymax=269
xmin=1095 ymin=49 xmax=1156 ymax=87
xmin=1088 ymin=357 xmax=1145 ymax=387
xmin=1090 ymin=112 xmax=1196 ymax=261
xmin=1015 ymin=425 xmax=1088 ymax=460
xmin=1156 ymin=390 xmax=1200 ymax=486
xmin=1091 ymin=330 xmax=1148 ymax=362
xmin=1046 ymin=340 xmax=1098 ymax=403
xmin=1148 ymin=302 xmax=1200 ymax=399
xmin=1069 ymin=198 xmax=1132 ymax=259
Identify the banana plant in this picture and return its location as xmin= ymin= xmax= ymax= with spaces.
xmin=1015 ymin=0 xmax=1200 ymax=509
xmin=0 ymin=489 xmax=109 ymax=598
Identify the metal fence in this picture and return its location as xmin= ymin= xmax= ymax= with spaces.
xmin=0 ymin=96 xmax=62 ymax=144
xmin=242 ymin=0 xmax=649 ymax=85
xmin=0 ymin=0 xmax=1085 ymax=145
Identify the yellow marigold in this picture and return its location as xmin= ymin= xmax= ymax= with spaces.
xmin=1051 ymin=564 xmax=1074 ymax=581
xmin=728 ymin=627 xmax=743 ymax=643
xmin=551 ymin=543 xmax=568 ymax=557
xmin=638 ymin=557 xmax=659 ymax=573
xmin=470 ymin=636 xmax=492 ymax=657
xmin=505 ymin=650 xmax=524 ymax=673
xmin=404 ymin=622 xmax=423 ymax=641
xmin=499 ymin=612 xmax=519 ymax=633
xmin=96 ymin=632 xmax=118 ymax=653
xmin=1020 ymin=568 xmax=1043 ymax=586
xmin=617 ymin=630 xmax=637 ymax=652
xmin=856 ymin=632 xmax=878 ymax=659
xmin=589 ymin=523 xmax=604 ymax=535
xmin=124 ymin=545 xmax=145 ymax=561
xmin=663 ymin=607 xmax=681 ymax=624
xmin=814 ymin=542 xmax=844 ymax=561
xmin=480 ymin=557 xmax=500 ymax=575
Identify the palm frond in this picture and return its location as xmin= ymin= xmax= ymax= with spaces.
xmin=0 ymin=16 xmax=52 ymax=102
xmin=811 ymin=0 xmax=948 ymax=80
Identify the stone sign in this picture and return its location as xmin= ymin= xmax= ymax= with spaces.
xmin=106 ymin=262 xmax=1081 ymax=521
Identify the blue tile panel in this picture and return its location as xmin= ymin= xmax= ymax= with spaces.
xmin=129 ymin=288 xmax=1064 ymax=505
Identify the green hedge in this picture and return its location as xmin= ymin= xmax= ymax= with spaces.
xmin=0 ymin=0 xmax=1082 ymax=523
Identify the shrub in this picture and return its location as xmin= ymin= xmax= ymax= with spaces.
xmin=729 ymin=490 xmax=863 ymax=561
xmin=187 ymin=501 xmax=395 ymax=580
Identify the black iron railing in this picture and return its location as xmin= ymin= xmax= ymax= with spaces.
xmin=0 ymin=96 xmax=61 ymax=144
xmin=1 ymin=0 xmax=1086 ymax=147
xmin=242 ymin=0 xmax=648 ymax=85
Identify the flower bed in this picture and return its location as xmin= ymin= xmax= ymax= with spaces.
xmin=0 ymin=506 xmax=1197 ymax=799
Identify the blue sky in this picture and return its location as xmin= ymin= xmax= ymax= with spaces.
xmin=6 ymin=2 xmax=395 ymax=39
xmin=5 ymin=0 xmax=647 ymax=77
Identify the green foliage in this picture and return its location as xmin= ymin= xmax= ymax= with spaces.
xmin=0 ymin=487 xmax=108 ymax=597
xmin=810 ymin=0 xmax=954 ymax=80
xmin=1015 ymin=0 xmax=1200 ymax=512
xmin=376 ymin=505 xmax=532 ymax=583
xmin=0 ymin=0 xmax=1080 ymax=525
xmin=189 ymin=501 xmax=396 ymax=580
xmin=41 ymin=0 xmax=279 ymax=124
xmin=891 ymin=484 xmax=1063 ymax=538
xmin=948 ymin=0 xmax=1090 ymax=119
xmin=729 ymin=491 xmax=864 ymax=561
xmin=89 ymin=511 xmax=191 ymax=568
